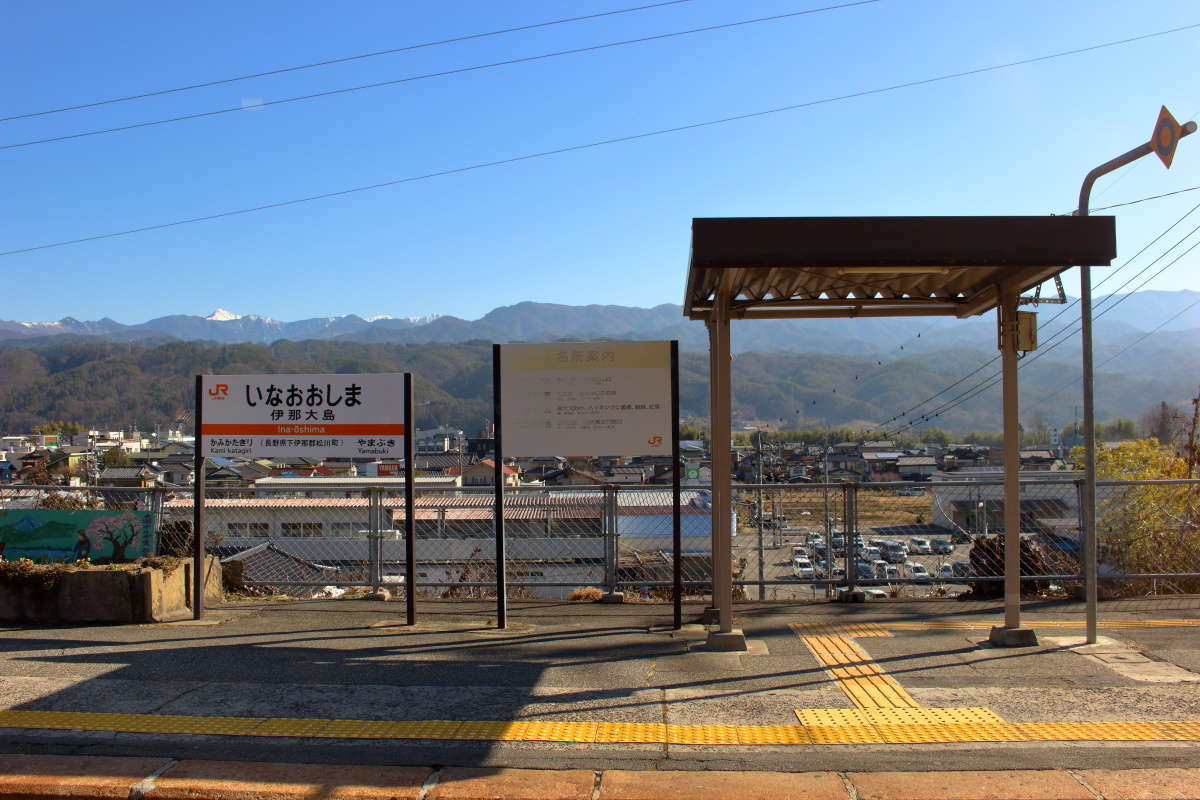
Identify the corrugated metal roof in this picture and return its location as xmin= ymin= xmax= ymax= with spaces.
xmin=685 ymin=216 xmax=1115 ymax=320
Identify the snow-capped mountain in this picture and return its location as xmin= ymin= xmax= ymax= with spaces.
xmin=0 ymin=292 xmax=1196 ymax=349
xmin=0 ymin=310 xmax=445 ymax=344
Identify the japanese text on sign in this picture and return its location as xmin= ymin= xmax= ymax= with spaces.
xmin=499 ymin=342 xmax=671 ymax=457
xmin=199 ymin=373 xmax=406 ymax=459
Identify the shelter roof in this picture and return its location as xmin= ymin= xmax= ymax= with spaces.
xmin=685 ymin=216 xmax=1115 ymax=320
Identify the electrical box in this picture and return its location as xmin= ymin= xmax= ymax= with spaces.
xmin=1016 ymin=310 xmax=1038 ymax=351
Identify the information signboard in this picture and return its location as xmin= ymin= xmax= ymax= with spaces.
xmin=199 ymin=373 xmax=406 ymax=459
xmin=499 ymin=341 xmax=672 ymax=457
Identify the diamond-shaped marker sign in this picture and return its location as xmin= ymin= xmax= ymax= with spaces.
xmin=1152 ymin=106 xmax=1182 ymax=168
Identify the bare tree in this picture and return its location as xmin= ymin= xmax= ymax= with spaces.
xmin=1140 ymin=401 xmax=1183 ymax=450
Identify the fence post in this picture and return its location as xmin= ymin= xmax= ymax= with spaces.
xmin=150 ymin=487 xmax=165 ymax=554
xmin=368 ymin=486 xmax=381 ymax=593
xmin=844 ymin=482 xmax=859 ymax=594
xmin=604 ymin=484 xmax=620 ymax=599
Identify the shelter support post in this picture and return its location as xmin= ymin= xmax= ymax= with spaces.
xmin=705 ymin=280 xmax=746 ymax=651
xmin=990 ymin=284 xmax=1037 ymax=647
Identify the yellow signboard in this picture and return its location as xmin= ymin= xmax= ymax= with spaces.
xmin=1152 ymin=105 xmax=1182 ymax=169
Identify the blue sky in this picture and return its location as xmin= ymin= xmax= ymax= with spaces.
xmin=3 ymin=0 xmax=1199 ymax=324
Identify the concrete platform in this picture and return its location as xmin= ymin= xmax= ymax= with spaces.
xmin=0 ymin=597 xmax=1197 ymax=774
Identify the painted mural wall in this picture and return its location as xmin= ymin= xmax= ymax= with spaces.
xmin=0 ymin=510 xmax=157 ymax=562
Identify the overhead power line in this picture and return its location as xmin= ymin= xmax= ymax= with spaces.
xmin=867 ymin=199 xmax=1200 ymax=435
xmin=3 ymin=22 xmax=1198 ymax=257
xmin=0 ymin=0 xmax=706 ymax=123
xmin=1086 ymin=185 xmax=1200 ymax=212
xmin=1029 ymin=290 xmax=1200 ymax=410
xmin=1059 ymin=184 xmax=1200 ymax=215
xmin=881 ymin=220 xmax=1200 ymax=437
xmin=0 ymin=1 xmax=881 ymax=151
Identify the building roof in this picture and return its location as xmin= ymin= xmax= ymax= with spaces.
xmin=684 ymin=216 xmax=1115 ymax=320
xmin=221 ymin=541 xmax=339 ymax=583
xmin=100 ymin=466 xmax=148 ymax=479
xmin=166 ymin=488 xmax=711 ymax=511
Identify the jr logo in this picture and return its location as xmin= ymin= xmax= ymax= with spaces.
xmin=208 ymin=383 xmax=229 ymax=399
xmin=647 ymin=435 xmax=663 ymax=447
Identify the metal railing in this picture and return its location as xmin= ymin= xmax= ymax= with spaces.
xmin=2 ymin=476 xmax=1197 ymax=602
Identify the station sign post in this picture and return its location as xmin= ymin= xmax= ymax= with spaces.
xmin=194 ymin=373 xmax=411 ymax=620
xmin=494 ymin=342 xmax=681 ymax=627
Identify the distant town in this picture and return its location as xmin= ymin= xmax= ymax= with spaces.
xmin=0 ymin=422 xmax=1082 ymax=491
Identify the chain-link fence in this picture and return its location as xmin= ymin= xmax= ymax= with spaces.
xmin=3 ymin=477 xmax=1197 ymax=602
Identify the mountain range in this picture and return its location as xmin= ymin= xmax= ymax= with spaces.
xmin=1 ymin=291 xmax=1196 ymax=432
xmin=2 ymin=290 xmax=1197 ymax=355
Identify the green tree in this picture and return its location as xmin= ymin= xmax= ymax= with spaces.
xmin=101 ymin=447 xmax=132 ymax=467
xmin=1073 ymin=438 xmax=1199 ymax=593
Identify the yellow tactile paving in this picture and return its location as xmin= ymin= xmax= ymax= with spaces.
xmin=253 ymin=717 xmax=331 ymax=737
xmin=796 ymin=707 xmax=1001 ymax=726
xmin=667 ymin=724 xmax=741 ymax=745
xmin=592 ymin=722 xmax=667 ymax=743
xmin=1154 ymin=721 xmax=1200 ymax=740
xmin=791 ymin=622 xmax=890 ymax=637
xmin=795 ymin=629 xmax=922 ymax=710
xmin=0 ymin=709 xmax=1198 ymax=745
xmin=741 ymin=724 xmax=811 ymax=745
xmin=788 ymin=619 xmax=1200 ymax=744
xmin=879 ymin=619 xmax=1200 ymax=630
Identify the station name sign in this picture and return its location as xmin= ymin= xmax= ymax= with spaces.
xmin=199 ymin=373 xmax=406 ymax=459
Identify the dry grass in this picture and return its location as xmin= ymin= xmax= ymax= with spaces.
xmin=568 ymin=586 xmax=605 ymax=602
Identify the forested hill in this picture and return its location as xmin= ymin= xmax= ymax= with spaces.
xmin=0 ymin=338 xmax=1190 ymax=435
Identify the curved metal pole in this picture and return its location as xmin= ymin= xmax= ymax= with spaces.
xmin=1076 ymin=119 xmax=1196 ymax=644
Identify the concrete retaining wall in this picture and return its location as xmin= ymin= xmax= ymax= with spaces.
xmin=0 ymin=556 xmax=223 ymax=624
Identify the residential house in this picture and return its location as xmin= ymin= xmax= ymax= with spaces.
xmin=410 ymin=452 xmax=475 ymax=475
xmin=897 ymin=455 xmax=937 ymax=481
xmin=98 ymin=465 xmax=156 ymax=488
xmin=827 ymin=442 xmax=864 ymax=475
xmin=543 ymin=466 xmax=607 ymax=487
xmin=606 ymin=465 xmax=648 ymax=484
xmin=862 ymin=451 xmax=903 ymax=482
xmin=454 ymin=459 xmax=521 ymax=488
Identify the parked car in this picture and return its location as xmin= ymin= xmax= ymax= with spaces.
xmin=909 ymin=537 xmax=932 ymax=555
xmin=878 ymin=563 xmax=900 ymax=582
xmin=814 ymin=560 xmax=844 ymax=579
xmin=792 ymin=557 xmax=815 ymax=579
xmin=906 ymin=562 xmax=931 ymax=581
xmin=951 ymin=560 xmax=973 ymax=577
xmin=931 ymin=537 xmax=953 ymax=555
xmin=937 ymin=563 xmax=954 ymax=579
xmin=861 ymin=546 xmax=882 ymax=563
xmin=881 ymin=541 xmax=908 ymax=564
xmin=792 ymin=545 xmax=808 ymax=559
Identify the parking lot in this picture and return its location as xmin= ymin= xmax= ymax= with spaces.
xmin=736 ymin=523 xmax=975 ymax=600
